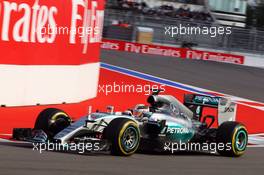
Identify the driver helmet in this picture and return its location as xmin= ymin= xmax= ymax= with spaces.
xmin=133 ymin=104 xmax=149 ymax=118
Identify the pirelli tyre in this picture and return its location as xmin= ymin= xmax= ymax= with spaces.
xmin=104 ymin=118 xmax=140 ymax=156
xmin=34 ymin=108 xmax=72 ymax=138
xmin=217 ymin=121 xmax=248 ymax=157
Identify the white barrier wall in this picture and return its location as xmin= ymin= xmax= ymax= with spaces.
xmin=244 ymin=54 xmax=264 ymax=69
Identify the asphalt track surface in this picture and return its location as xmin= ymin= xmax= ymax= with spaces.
xmin=0 ymin=50 xmax=263 ymax=175
xmin=0 ymin=143 xmax=263 ymax=175
xmin=101 ymin=50 xmax=264 ymax=102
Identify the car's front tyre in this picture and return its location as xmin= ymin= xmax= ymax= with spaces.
xmin=104 ymin=118 xmax=140 ymax=156
xmin=34 ymin=108 xmax=72 ymax=138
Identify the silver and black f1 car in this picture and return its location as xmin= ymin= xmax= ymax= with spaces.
xmin=13 ymin=90 xmax=248 ymax=157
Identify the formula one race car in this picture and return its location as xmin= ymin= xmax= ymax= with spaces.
xmin=13 ymin=90 xmax=248 ymax=157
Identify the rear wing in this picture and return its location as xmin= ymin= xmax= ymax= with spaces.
xmin=184 ymin=94 xmax=220 ymax=108
xmin=184 ymin=94 xmax=237 ymax=124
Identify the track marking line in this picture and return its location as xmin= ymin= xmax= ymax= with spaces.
xmin=100 ymin=62 xmax=264 ymax=111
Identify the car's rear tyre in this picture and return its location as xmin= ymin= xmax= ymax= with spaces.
xmin=217 ymin=121 xmax=248 ymax=157
xmin=34 ymin=108 xmax=72 ymax=138
xmin=104 ymin=118 xmax=140 ymax=156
